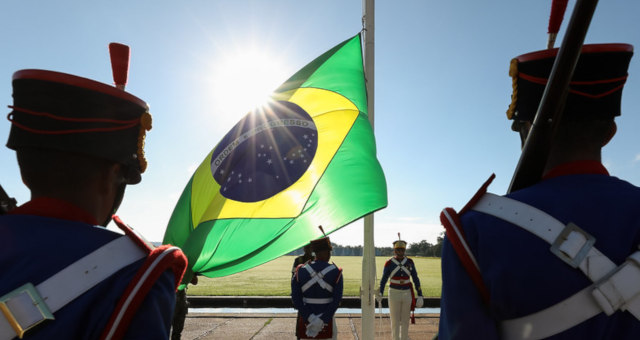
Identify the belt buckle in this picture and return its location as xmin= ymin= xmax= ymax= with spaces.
xmin=550 ymin=222 xmax=596 ymax=268
xmin=0 ymin=283 xmax=54 ymax=338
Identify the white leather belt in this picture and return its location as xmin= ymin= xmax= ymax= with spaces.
xmin=473 ymin=193 xmax=612 ymax=281
xmin=390 ymin=279 xmax=410 ymax=285
xmin=0 ymin=236 xmax=146 ymax=339
xmin=390 ymin=258 xmax=410 ymax=278
xmin=500 ymin=255 xmax=640 ymax=340
xmin=301 ymin=264 xmax=336 ymax=293
xmin=473 ymin=193 xmax=640 ymax=340
xmin=303 ymin=297 xmax=333 ymax=304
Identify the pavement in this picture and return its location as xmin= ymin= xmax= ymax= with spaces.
xmin=181 ymin=312 xmax=440 ymax=340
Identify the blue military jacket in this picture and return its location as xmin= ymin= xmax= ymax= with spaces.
xmin=379 ymin=256 xmax=422 ymax=295
xmin=0 ymin=199 xmax=176 ymax=339
xmin=291 ymin=260 xmax=343 ymax=324
xmin=440 ymin=162 xmax=640 ymax=339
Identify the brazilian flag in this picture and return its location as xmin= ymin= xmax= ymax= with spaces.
xmin=163 ymin=33 xmax=387 ymax=283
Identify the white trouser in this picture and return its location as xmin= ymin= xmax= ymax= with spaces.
xmin=389 ymin=288 xmax=412 ymax=340
xmin=330 ymin=317 xmax=337 ymax=340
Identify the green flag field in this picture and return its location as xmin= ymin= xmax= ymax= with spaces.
xmin=187 ymin=256 xmax=442 ymax=297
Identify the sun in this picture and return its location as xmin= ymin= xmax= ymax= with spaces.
xmin=208 ymin=45 xmax=292 ymax=124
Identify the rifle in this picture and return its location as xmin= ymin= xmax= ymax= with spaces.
xmin=0 ymin=184 xmax=17 ymax=215
xmin=507 ymin=0 xmax=599 ymax=193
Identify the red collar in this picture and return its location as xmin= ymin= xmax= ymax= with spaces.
xmin=9 ymin=197 xmax=99 ymax=225
xmin=542 ymin=160 xmax=609 ymax=180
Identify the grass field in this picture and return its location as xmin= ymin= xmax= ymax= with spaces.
xmin=188 ymin=256 xmax=442 ymax=297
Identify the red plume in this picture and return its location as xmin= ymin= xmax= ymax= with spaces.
xmin=548 ymin=0 xmax=569 ymax=49
xmin=109 ymin=43 xmax=130 ymax=90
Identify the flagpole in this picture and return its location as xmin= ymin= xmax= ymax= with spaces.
xmin=362 ymin=0 xmax=376 ymax=338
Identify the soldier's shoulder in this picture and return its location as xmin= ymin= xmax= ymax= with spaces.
xmin=293 ymin=262 xmax=308 ymax=275
xmin=331 ymin=262 xmax=343 ymax=282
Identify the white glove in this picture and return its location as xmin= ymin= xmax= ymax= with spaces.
xmin=374 ymin=290 xmax=382 ymax=304
xmin=311 ymin=316 xmax=324 ymax=330
xmin=307 ymin=313 xmax=323 ymax=324
xmin=307 ymin=313 xmax=319 ymax=325
xmin=306 ymin=323 xmax=321 ymax=338
xmin=416 ymin=296 xmax=424 ymax=308
xmin=306 ymin=314 xmax=324 ymax=337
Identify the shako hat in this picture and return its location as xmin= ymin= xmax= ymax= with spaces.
xmin=7 ymin=44 xmax=151 ymax=184
xmin=393 ymin=233 xmax=406 ymax=249
xmin=393 ymin=240 xmax=407 ymax=249
xmin=506 ymin=44 xmax=633 ymax=122
xmin=310 ymin=225 xmax=332 ymax=252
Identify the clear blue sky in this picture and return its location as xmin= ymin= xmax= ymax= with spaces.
xmin=1 ymin=1 xmax=639 ymax=247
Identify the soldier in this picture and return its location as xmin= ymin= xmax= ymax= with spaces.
xmin=0 ymin=44 xmax=187 ymax=339
xmin=439 ymin=44 xmax=640 ymax=339
xmin=291 ymin=234 xmax=343 ymax=339
xmin=377 ymin=236 xmax=424 ymax=340
xmin=292 ymin=243 xmax=314 ymax=274
xmin=291 ymin=243 xmax=314 ymax=340
xmin=171 ymin=275 xmax=199 ymax=340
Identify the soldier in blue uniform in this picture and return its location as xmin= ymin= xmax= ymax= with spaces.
xmin=291 ymin=235 xmax=343 ymax=339
xmin=0 ymin=45 xmax=186 ymax=339
xmin=439 ymin=44 xmax=640 ymax=339
xmin=378 ymin=237 xmax=424 ymax=340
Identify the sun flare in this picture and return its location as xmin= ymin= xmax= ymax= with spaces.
xmin=209 ymin=45 xmax=292 ymax=123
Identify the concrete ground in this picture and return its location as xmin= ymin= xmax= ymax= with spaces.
xmin=180 ymin=313 xmax=439 ymax=340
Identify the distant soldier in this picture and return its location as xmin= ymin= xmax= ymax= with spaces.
xmin=440 ymin=44 xmax=640 ymax=339
xmin=291 ymin=242 xmax=314 ymax=339
xmin=171 ymin=275 xmax=199 ymax=340
xmin=377 ymin=235 xmax=424 ymax=340
xmin=292 ymin=243 xmax=314 ymax=274
xmin=291 ymin=232 xmax=343 ymax=339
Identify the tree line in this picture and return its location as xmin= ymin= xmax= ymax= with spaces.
xmin=289 ymin=232 xmax=444 ymax=258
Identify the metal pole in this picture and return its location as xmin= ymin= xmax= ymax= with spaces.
xmin=361 ymin=0 xmax=376 ymax=338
